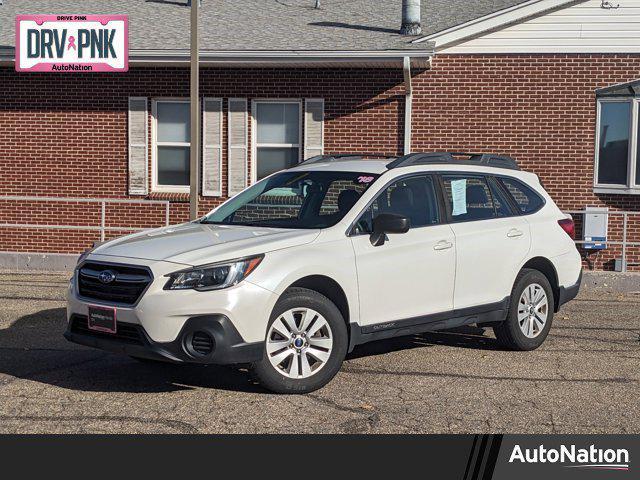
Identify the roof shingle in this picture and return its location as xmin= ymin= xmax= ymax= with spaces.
xmin=0 ymin=0 xmax=530 ymax=52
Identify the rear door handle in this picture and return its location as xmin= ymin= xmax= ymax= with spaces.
xmin=433 ymin=240 xmax=453 ymax=251
xmin=507 ymin=228 xmax=524 ymax=238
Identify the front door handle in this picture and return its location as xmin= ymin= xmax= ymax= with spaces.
xmin=433 ymin=240 xmax=453 ymax=251
xmin=507 ymin=228 xmax=524 ymax=238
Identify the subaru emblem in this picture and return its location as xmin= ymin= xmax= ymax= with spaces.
xmin=98 ymin=270 xmax=116 ymax=284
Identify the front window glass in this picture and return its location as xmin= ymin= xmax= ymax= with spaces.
xmin=355 ymin=175 xmax=440 ymax=234
xmin=255 ymin=102 xmax=301 ymax=180
xmin=203 ymin=171 xmax=379 ymax=229
xmin=156 ymin=101 xmax=190 ymax=187
xmin=597 ymin=101 xmax=630 ymax=186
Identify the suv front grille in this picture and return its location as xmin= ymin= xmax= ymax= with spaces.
xmin=77 ymin=262 xmax=152 ymax=305
xmin=70 ymin=315 xmax=144 ymax=345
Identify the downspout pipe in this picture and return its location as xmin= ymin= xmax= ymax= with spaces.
xmin=403 ymin=56 xmax=413 ymax=155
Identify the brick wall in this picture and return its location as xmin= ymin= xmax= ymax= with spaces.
xmin=1 ymin=56 xmax=639 ymax=270
xmin=413 ymin=54 xmax=640 ymax=271
xmin=0 ymin=66 xmax=404 ymax=253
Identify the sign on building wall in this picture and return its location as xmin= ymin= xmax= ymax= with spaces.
xmin=15 ymin=15 xmax=128 ymax=72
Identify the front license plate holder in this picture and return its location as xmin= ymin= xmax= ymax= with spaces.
xmin=87 ymin=305 xmax=117 ymax=334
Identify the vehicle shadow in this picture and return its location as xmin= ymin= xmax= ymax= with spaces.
xmin=348 ymin=326 xmax=501 ymax=360
xmin=0 ymin=308 xmax=501 ymax=394
xmin=0 ymin=308 xmax=263 ymax=394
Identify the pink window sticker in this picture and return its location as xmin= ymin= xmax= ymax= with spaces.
xmin=358 ymin=176 xmax=375 ymax=184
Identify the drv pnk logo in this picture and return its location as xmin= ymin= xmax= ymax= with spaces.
xmin=15 ymin=15 xmax=128 ymax=72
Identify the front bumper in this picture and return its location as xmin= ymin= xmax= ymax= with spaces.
xmin=66 ymin=254 xmax=279 ymax=364
xmin=67 ymin=255 xmax=279 ymax=344
xmin=64 ymin=313 xmax=263 ymax=365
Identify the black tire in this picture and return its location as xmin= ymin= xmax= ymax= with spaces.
xmin=493 ymin=268 xmax=554 ymax=351
xmin=250 ymin=287 xmax=348 ymax=394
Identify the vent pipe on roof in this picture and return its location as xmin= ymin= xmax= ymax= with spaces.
xmin=401 ymin=0 xmax=421 ymax=35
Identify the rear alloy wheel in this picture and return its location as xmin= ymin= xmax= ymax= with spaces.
xmin=251 ymin=287 xmax=347 ymax=393
xmin=493 ymin=268 xmax=554 ymax=351
xmin=517 ymin=283 xmax=549 ymax=339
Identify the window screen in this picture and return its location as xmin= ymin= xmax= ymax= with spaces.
xmin=156 ymin=101 xmax=190 ymax=186
xmin=255 ymin=102 xmax=301 ymax=180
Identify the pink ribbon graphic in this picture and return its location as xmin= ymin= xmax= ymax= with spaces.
xmin=67 ymin=36 xmax=77 ymax=51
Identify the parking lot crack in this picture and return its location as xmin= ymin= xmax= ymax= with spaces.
xmin=0 ymin=414 xmax=199 ymax=434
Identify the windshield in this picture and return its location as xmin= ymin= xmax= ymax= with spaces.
xmin=202 ymin=171 xmax=380 ymax=229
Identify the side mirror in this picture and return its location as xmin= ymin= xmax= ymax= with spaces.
xmin=370 ymin=213 xmax=410 ymax=246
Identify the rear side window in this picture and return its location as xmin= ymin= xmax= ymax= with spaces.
xmin=442 ymin=175 xmax=500 ymax=222
xmin=498 ymin=177 xmax=544 ymax=214
xmin=488 ymin=178 xmax=514 ymax=218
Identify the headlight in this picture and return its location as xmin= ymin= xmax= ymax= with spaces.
xmin=164 ymin=255 xmax=264 ymax=291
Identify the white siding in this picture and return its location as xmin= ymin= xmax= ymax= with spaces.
xmin=441 ymin=1 xmax=640 ymax=53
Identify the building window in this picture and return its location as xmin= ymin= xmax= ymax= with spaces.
xmin=253 ymin=101 xmax=301 ymax=181
xmin=595 ymin=98 xmax=640 ymax=192
xmin=153 ymin=99 xmax=190 ymax=191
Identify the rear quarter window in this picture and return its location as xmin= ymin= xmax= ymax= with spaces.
xmin=498 ymin=177 xmax=545 ymax=214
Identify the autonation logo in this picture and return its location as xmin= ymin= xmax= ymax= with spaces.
xmin=509 ymin=444 xmax=630 ymax=471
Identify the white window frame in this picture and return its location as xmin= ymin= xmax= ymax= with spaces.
xmin=594 ymin=97 xmax=640 ymax=195
xmin=151 ymin=98 xmax=191 ymax=193
xmin=250 ymin=99 xmax=303 ymax=185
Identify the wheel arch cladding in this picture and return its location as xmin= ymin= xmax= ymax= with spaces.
xmin=288 ymin=275 xmax=350 ymax=326
xmin=521 ymin=257 xmax=560 ymax=312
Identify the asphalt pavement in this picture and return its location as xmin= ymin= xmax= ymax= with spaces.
xmin=0 ymin=271 xmax=638 ymax=433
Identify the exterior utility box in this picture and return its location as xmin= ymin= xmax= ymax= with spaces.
xmin=583 ymin=207 xmax=608 ymax=250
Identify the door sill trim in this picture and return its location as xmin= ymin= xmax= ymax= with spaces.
xmin=348 ymin=297 xmax=509 ymax=351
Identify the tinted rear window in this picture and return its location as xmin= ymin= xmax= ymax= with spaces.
xmin=498 ymin=177 xmax=544 ymax=214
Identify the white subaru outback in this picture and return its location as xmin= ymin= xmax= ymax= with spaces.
xmin=65 ymin=152 xmax=582 ymax=393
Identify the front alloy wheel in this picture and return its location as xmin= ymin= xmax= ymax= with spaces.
xmin=266 ymin=308 xmax=333 ymax=379
xmin=251 ymin=287 xmax=347 ymax=394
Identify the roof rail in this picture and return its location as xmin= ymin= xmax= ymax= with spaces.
xmin=297 ymin=153 xmax=396 ymax=166
xmin=387 ymin=152 xmax=520 ymax=171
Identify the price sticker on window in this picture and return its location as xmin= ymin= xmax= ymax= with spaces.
xmin=451 ymin=179 xmax=467 ymax=216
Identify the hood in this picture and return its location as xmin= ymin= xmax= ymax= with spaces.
xmin=92 ymin=222 xmax=320 ymax=265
